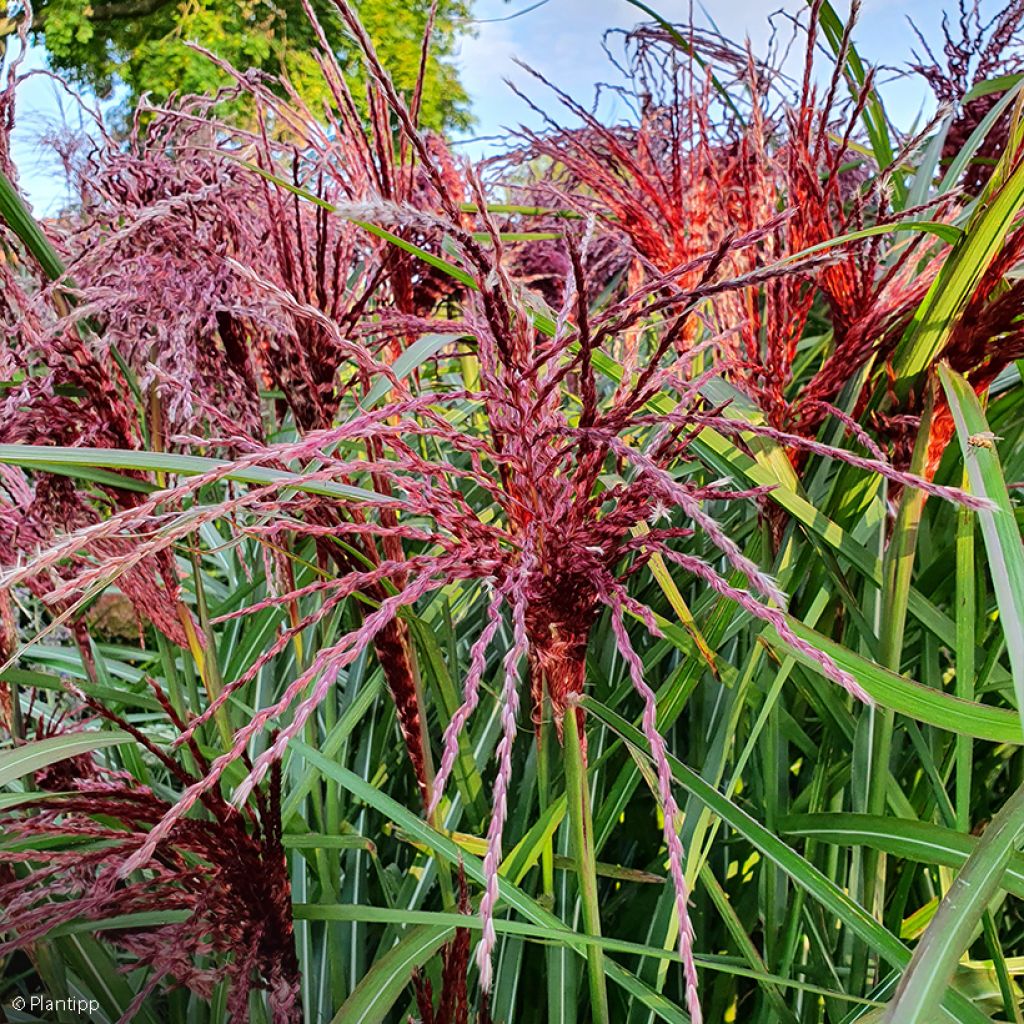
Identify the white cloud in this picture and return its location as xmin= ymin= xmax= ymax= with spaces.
xmin=453 ymin=0 xmax=1002 ymax=158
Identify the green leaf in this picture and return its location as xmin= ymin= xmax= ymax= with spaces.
xmin=783 ymin=220 xmax=963 ymax=262
xmin=291 ymin=741 xmax=692 ymax=1024
xmin=623 ymin=0 xmax=742 ymax=119
xmin=891 ymin=158 xmax=1024 ymax=392
xmin=56 ymin=932 xmax=161 ymax=1024
xmin=939 ymin=79 xmax=1024 ymax=192
xmin=361 ymin=333 xmax=464 ymax=408
xmin=355 ymin=218 xmax=478 ymax=288
xmin=282 ymin=833 xmax=376 ymax=852
xmin=780 ymin=813 xmax=1024 ymax=900
xmin=47 ymin=911 xmax=192 ymax=937
xmin=782 ymin=618 xmax=1023 ymax=740
xmin=297 ymin=903 xmax=878 ymax=1005
xmin=580 ymin=697 xmax=990 ymax=1024
xmin=906 ymin=116 xmax=951 ymax=211
xmin=0 ymin=444 xmax=387 ymax=504
xmin=675 ymin=608 xmax=1020 ymax=744
xmin=0 ymin=732 xmax=131 ymax=788
xmin=564 ymin=706 xmax=610 ymax=1024
xmin=940 ymin=365 xmax=1024 ymax=732
xmin=587 ymin=344 xmax=958 ymax=642
xmin=0 ymin=168 xmax=67 ymax=281
xmin=963 ymin=74 xmax=1024 ymax=103
xmin=881 ymin=780 xmax=1024 ymax=1023
xmin=330 ymin=923 xmax=455 ymax=1024
xmin=815 ymin=1 xmax=899 ymax=201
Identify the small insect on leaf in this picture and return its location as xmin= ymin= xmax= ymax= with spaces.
xmin=967 ymin=431 xmax=1004 ymax=450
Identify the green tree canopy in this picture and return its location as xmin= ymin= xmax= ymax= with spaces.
xmin=7 ymin=0 xmax=473 ymax=131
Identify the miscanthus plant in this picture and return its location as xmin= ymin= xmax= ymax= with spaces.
xmin=1 ymin=1 xmax=1024 ymax=1023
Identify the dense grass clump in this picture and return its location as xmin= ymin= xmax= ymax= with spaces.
xmin=2 ymin=2 xmax=1024 ymax=1022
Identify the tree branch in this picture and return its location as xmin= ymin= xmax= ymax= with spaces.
xmin=0 ymin=0 xmax=176 ymax=41
xmin=90 ymin=0 xmax=177 ymax=21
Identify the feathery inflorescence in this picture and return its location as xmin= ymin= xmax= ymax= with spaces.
xmin=0 ymin=687 xmax=300 ymax=1023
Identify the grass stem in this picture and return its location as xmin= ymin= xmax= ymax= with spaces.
xmin=564 ymin=705 xmax=609 ymax=1024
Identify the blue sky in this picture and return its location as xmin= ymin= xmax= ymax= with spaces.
xmin=7 ymin=0 xmax=996 ymax=212
xmin=454 ymin=0 xmax=944 ymax=150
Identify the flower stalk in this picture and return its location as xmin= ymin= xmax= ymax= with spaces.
xmin=858 ymin=386 xmax=935 ymax=991
xmin=563 ymin=702 xmax=610 ymax=1024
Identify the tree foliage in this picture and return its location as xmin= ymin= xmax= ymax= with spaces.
xmin=10 ymin=0 xmax=473 ymax=130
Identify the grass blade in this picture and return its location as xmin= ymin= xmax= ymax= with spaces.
xmin=939 ymin=364 xmax=1024 ymax=730
xmin=0 ymin=732 xmax=130 ymax=787
xmin=881 ymin=780 xmax=1024 ymax=1024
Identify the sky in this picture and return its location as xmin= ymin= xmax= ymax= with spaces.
xmin=6 ymin=0 xmax=996 ymax=213
xmin=453 ymin=0 xmax=942 ymax=151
